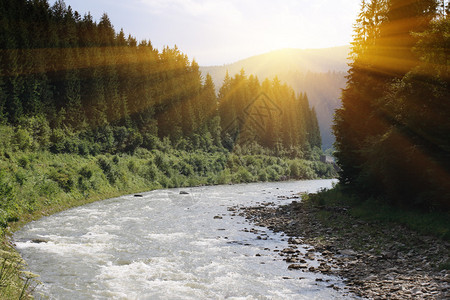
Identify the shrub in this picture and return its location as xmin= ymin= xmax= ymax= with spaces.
xmin=226 ymin=154 xmax=241 ymax=172
xmin=14 ymin=128 xmax=33 ymax=151
xmin=37 ymin=179 xmax=60 ymax=199
xmin=142 ymin=133 xmax=161 ymax=151
xmin=17 ymin=156 xmax=30 ymax=169
xmin=142 ymin=162 xmax=159 ymax=182
xmin=158 ymin=175 xmax=170 ymax=188
xmin=49 ymin=129 xmax=63 ymax=153
xmin=216 ymin=169 xmax=232 ymax=185
xmin=19 ymin=115 xmax=51 ymax=149
xmin=14 ymin=171 xmax=27 ymax=186
xmin=97 ymin=156 xmax=121 ymax=185
xmin=0 ymin=170 xmax=19 ymax=227
xmin=257 ymin=169 xmax=268 ymax=182
xmin=48 ymin=168 xmax=74 ymax=192
xmin=0 ymin=126 xmax=14 ymax=152
xmin=265 ymin=165 xmax=280 ymax=181
xmin=232 ymin=166 xmax=254 ymax=183
xmin=127 ymin=160 xmax=138 ymax=173
xmin=79 ymin=165 xmax=94 ymax=179
xmin=154 ymin=151 xmax=171 ymax=175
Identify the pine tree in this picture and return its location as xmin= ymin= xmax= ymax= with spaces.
xmin=334 ymin=0 xmax=445 ymax=208
xmin=334 ymin=0 xmax=390 ymax=188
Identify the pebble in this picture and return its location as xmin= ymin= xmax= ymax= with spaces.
xmin=235 ymin=196 xmax=450 ymax=299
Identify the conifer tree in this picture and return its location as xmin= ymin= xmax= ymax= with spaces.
xmin=334 ymin=0 xmax=446 ymax=208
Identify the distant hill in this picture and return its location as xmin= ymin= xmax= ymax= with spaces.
xmin=200 ymin=46 xmax=350 ymax=149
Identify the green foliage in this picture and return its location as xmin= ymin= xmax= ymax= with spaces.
xmin=218 ymin=73 xmax=321 ymax=152
xmin=289 ymin=160 xmax=308 ymax=179
xmin=232 ymin=167 xmax=254 ymax=183
xmin=14 ymin=129 xmax=33 ymax=151
xmin=48 ymin=168 xmax=74 ymax=193
xmin=306 ymin=185 xmax=450 ymax=241
xmin=333 ymin=1 xmax=449 ymax=210
xmin=0 ymin=170 xmax=17 ymax=228
xmin=97 ymin=155 xmax=122 ymax=185
xmin=0 ymin=246 xmax=39 ymax=300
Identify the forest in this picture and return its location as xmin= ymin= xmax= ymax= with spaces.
xmin=0 ymin=0 xmax=321 ymax=155
xmin=201 ymin=47 xmax=349 ymax=150
xmin=333 ymin=0 xmax=449 ymax=211
xmin=0 ymin=0 xmax=332 ymax=238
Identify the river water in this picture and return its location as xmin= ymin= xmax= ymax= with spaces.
xmin=15 ymin=179 xmax=356 ymax=299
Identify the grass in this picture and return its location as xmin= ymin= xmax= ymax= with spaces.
xmin=305 ymin=184 xmax=450 ymax=241
xmin=300 ymin=185 xmax=450 ymax=273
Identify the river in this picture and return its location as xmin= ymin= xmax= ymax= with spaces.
xmin=14 ymin=179 xmax=357 ymax=299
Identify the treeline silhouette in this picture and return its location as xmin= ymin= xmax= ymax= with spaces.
xmin=0 ymin=0 xmax=321 ymax=156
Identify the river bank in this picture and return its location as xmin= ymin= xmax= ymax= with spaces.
xmin=237 ymin=194 xmax=450 ymax=299
xmin=0 ymin=142 xmax=337 ymax=298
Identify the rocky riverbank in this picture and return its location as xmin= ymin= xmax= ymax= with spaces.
xmin=232 ymin=195 xmax=450 ymax=299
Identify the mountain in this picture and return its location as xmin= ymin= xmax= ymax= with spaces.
xmin=200 ymin=46 xmax=350 ymax=149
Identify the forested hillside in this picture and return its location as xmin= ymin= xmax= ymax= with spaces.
xmin=0 ymin=0 xmax=322 ymax=156
xmin=200 ymin=47 xmax=349 ymax=149
xmin=334 ymin=0 xmax=450 ymax=210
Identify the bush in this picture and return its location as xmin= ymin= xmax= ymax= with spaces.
xmin=14 ymin=171 xmax=27 ymax=186
xmin=265 ymin=165 xmax=281 ymax=181
xmin=97 ymin=156 xmax=121 ymax=185
xmin=79 ymin=165 xmax=94 ymax=179
xmin=216 ymin=169 xmax=232 ymax=185
xmin=0 ymin=126 xmax=14 ymax=152
xmin=257 ymin=169 xmax=268 ymax=182
xmin=17 ymin=156 xmax=30 ymax=169
xmin=232 ymin=166 xmax=254 ymax=183
xmin=14 ymin=128 xmax=33 ymax=151
xmin=19 ymin=115 xmax=51 ymax=149
xmin=142 ymin=162 xmax=159 ymax=182
xmin=48 ymin=168 xmax=74 ymax=192
xmin=0 ymin=170 xmax=18 ymax=228
xmin=37 ymin=179 xmax=60 ymax=199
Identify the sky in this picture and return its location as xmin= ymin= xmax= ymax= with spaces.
xmin=51 ymin=0 xmax=361 ymax=66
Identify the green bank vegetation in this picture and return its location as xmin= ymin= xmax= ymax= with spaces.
xmin=304 ymin=186 xmax=450 ymax=242
xmin=0 ymin=136 xmax=334 ymax=236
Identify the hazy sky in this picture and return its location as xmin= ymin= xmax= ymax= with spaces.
xmin=51 ymin=0 xmax=361 ymax=66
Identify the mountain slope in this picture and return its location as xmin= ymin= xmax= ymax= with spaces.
xmin=200 ymin=46 xmax=350 ymax=149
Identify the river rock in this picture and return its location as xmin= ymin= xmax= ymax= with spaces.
xmin=288 ymin=264 xmax=308 ymax=270
xmin=288 ymin=237 xmax=303 ymax=244
xmin=339 ymin=249 xmax=357 ymax=256
xmin=31 ymin=238 xmax=49 ymax=243
xmin=236 ymin=195 xmax=450 ymax=300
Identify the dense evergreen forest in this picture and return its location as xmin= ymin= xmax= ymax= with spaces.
xmin=200 ymin=47 xmax=349 ymax=150
xmin=334 ymin=0 xmax=450 ymax=210
xmin=0 ymin=0 xmax=321 ymax=156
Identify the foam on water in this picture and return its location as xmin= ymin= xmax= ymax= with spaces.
xmin=15 ymin=179 xmax=357 ymax=299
